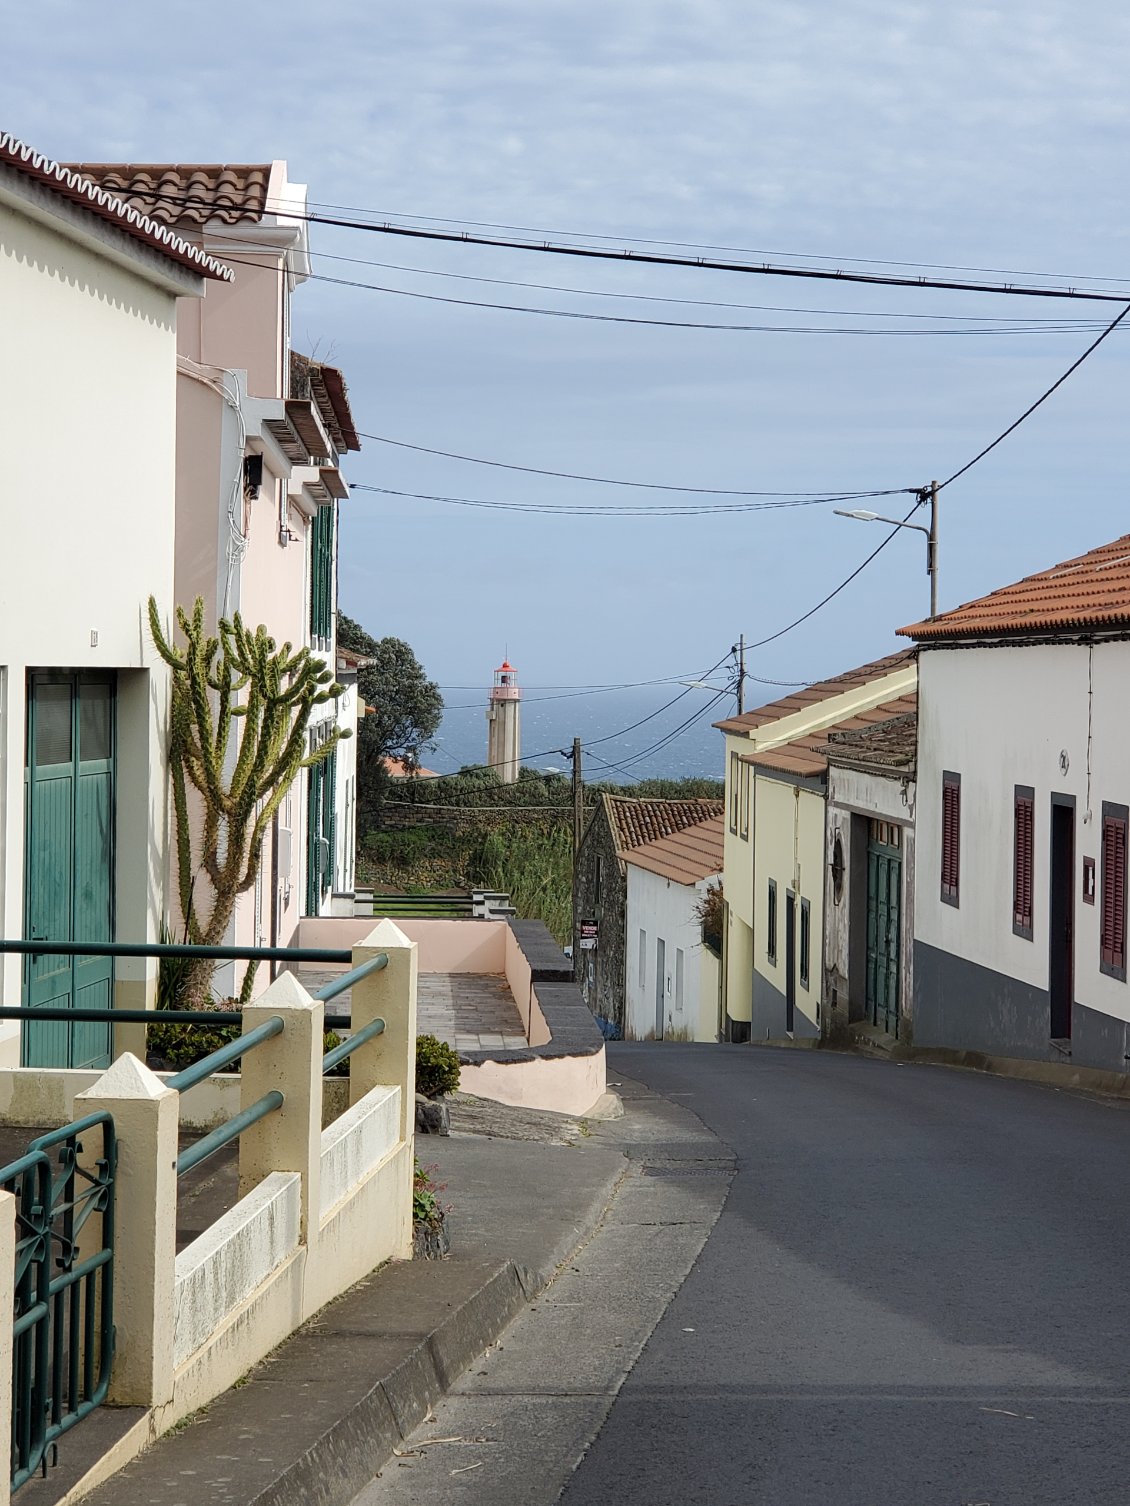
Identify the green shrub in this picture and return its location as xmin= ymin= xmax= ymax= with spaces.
xmin=416 ymin=1033 xmax=461 ymax=1098
xmin=146 ymin=1009 xmax=345 ymax=1074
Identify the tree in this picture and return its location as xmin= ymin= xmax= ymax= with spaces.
xmin=150 ymin=597 xmax=348 ymax=1006
xmin=338 ymin=613 xmax=443 ymax=836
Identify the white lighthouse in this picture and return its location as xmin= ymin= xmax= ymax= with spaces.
xmin=486 ymin=659 xmax=522 ymax=783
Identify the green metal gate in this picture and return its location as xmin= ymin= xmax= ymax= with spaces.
xmin=4 ymin=1113 xmax=115 ymax=1492
xmin=866 ymin=819 xmax=901 ymax=1036
xmin=23 ymin=675 xmax=115 ymax=1069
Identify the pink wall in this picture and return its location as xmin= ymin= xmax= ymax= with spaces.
xmin=185 ymin=256 xmax=286 ymax=399
xmin=459 ymin=1049 xmax=606 ymax=1117
xmin=293 ymin=916 xmax=508 ymax=973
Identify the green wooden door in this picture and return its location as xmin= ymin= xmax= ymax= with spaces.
xmin=865 ymin=820 xmax=901 ymax=1037
xmin=23 ymin=676 xmax=115 ymax=1069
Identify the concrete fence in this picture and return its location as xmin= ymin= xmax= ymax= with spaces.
xmin=0 ymin=918 xmax=417 ymax=1504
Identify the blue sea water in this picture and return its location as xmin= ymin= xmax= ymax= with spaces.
xmin=427 ymin=684 xmax=729 ymax=785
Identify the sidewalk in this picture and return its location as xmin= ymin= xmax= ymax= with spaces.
xmin=73 ymin=1122 xmax=626 ymax=1506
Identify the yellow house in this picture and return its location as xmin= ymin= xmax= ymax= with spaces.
xmin=716 ymin=653 xmax=916 ymax=1041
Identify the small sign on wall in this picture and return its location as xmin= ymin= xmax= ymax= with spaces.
xmin=579 ymin=919 xmax=598 ymax=951
xmin=1083 ymin=857 xmax=1096 ymax=905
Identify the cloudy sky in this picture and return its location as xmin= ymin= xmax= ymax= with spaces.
xmin=10 ymin=2 xmax=1130 ymax=739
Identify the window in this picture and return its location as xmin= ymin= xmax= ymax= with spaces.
xmin=767 ymin=879 xmax=778 ymax=964
xmin=941 ymin=771 xmax=961 ymax=906
xmin=675 ymin=949 xmax=685 ymax=1014
xmin=1100 ymin=803 xmax=1128 ymax=981
xmin=729 ymin=752 xmax=739 ymax=833
xmin=1013 ymin=786 xmax=1035 ymax=940
xmin=638 ymin=928 xmax=647 ymax=993
xmin=305 ymin=733 xmax=337 ymax=914
xmin=739 ymin=761 xmax=751 ymax=841
xmin=309 ymin=503 xmax=335 ymax=644
xmin=800 ymin=898 xmax=811 ymax=989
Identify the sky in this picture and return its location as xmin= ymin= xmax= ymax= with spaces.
xmin=9 ymin=2 xmax=1130 ymax=758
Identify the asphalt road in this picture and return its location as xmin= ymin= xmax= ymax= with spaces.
xmin=560 ymin=1044 xmax=1130 ymax=1506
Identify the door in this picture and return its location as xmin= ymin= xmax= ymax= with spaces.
xmin=654 ymin=937 xmax=666 ymax=1040
xmin=1049 ymin=796 xmax=1075 ymax=1040
xmin=23 ymin=675 xmax=115 ymax=1069
xmin=785 ymin=893 xmax=796 ymax=1033
xmin=866 ymin=820 xmax=902 ymax=1036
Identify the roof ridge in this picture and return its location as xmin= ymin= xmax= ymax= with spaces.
xmin=1 ymin=135 xmax=231 ymax=282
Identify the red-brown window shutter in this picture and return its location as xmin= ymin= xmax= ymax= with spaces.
xmin=1101 ymin=816 xmax=1127 ymax=971
xmin=1013 ymin=794 xmax=1034 ymax=931
xmin=941 ymin=775 xmax=960 ymax=900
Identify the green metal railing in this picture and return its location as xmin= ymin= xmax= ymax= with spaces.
xmin=322 ymin=1016 xmax=385 ymax=1075
xmin=0 ymin=937 xmax=393 ymax=1492
xmin=2 ymin=1114 xmax=115 ymax=1493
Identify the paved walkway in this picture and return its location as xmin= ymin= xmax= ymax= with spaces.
xmin=295 ymin=969 xmax=528 ymax=1051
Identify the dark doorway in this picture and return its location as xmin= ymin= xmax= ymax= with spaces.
xmin=785 ymin=892 xmax=796 ymax=1033
xmin=1049 ymin=795 xmax=1075 ymax=1040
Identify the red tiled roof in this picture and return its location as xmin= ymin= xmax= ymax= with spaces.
xmin=826 ymin=711 xmax=917 ymax=774
xmin=291 ymin=352 xmax=361 ymax=453
xmin=623 ymin=815 xmax=725 ymax=886
xmin=714 ymin=650 xmax=913 ymax=734
xmin=745 ymin=695 xmax=918 ymax=780
xmin=64 ymin=162 xmax=273 ymax=226
xmin=901 ymin=534 xmax=1130 ymax=641
xmin=0 ymin=135 xmax=231 ymax=281
xmin=603 ymin=795 xmax=725 ymax=855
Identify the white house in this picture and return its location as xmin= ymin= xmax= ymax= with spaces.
xmin=823 ymin=711 xmax=917 ymax=1043
xmin=623 ymin=815 xmax=723 ymax=1041
xmin=68 ymin=163 xmax=363 ymax=992
xmin=901 ymin=533 xmax=1130 ymax=1074
xmin=715 ymin=653 xmax=917 ymax=1042
xmin=0 ymin=136 xmax=227 ymax=1068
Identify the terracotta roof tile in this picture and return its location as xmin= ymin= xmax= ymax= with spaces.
xmin=827 ymin=711 xmax=917 ymax=774
xmin=623 ymin=815 xmax=725 ymax=886
xmin=714 ymin=650 xmax=913 ymax=734
xmin=64 ymin=163 xmax=273 ymax=226
xmin=603 ymin=795 xmax=725 ymax=856
xmin=291 ymin=352 xmax=361 ymax=452
xmin=0 ymin=135 xmax=231 ymax=281
xmin=900 ymin=533 xmax=1130 ymax=641
xmin=744 ymin=695 xmax=918 ymax=780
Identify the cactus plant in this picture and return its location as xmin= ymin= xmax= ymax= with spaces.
xmin=149 ymin=595 xmax=350 ymax=1007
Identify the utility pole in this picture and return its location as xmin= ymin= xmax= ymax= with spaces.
xmin=734 ymin=634 xmax=747 ymax=715
xmin=571 ymin=737 xmax=583 ymax=864
xmin=926 ymin=479 xmax=939 ymax=621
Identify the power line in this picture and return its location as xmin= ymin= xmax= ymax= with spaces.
xmin=353 ymin=432 xmax=909 ymax=499
xmin=742 ymin=501 xmax=924 ymax=652
xmin=197 ymin=219 xmax=1114 ymax=320
xmin=351 ymin=482 xmax=913 ymax=517
xmin=110 ymin=184 xmax=1130 ymax=299
xmin=938 ymin=301 xmax=1130 ymax=491
xmin=199 ymin=228 xmax=1105 ymax=334
xmin=285 ymin=217 xmax=1130 ymax=304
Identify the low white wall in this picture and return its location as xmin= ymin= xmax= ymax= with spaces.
xmin=460 ymin=1045 xmax=606 ymax=1116
xmin=173 ymin=1171 xmax=300 ymax=1367
xmin=319 ymin=1085 xmax=399 ymax=1220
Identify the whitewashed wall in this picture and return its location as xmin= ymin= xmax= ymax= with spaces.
xmin=624 ymin=863 xmax=718 ymax=1041
xmin=0 ymin=178 xmax=201 ymax=1048
xmin=917 ymin=641 xmax=1130 ymax=1034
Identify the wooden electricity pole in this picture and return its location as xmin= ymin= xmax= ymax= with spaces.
xmin=571 ymin=737 xmax=583 ymax=863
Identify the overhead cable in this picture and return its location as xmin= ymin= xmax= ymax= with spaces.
xmin=938 ymin=301 xmax=1130 ymax=490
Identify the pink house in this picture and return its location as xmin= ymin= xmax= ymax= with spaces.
xmin=70 ymin=161 xmax=363 ymax=995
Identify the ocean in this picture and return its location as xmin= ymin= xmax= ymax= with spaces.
xmin=426 ymin=684 xmax=729 ymax=785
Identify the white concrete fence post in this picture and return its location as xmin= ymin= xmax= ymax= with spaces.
xmin=238 ymin=972 xmax=324 ymax=1241
xmin=349 ymin=919 xmax=418 ymax=1142
xmin=75 ymin=1055 xmax=177 ymax=1407
xmin=0 ymin=1188 xmax=15 ymax=1506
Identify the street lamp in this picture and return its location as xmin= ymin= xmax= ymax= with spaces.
xmin=834 ymin=481 xmax=939 ymax=620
